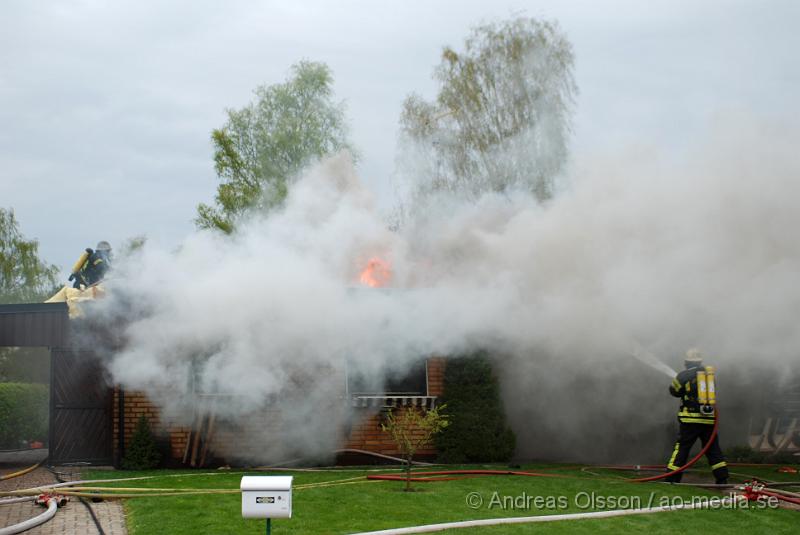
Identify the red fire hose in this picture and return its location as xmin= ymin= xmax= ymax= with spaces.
xmin=742 ymin=481 xmax=800 ymax=506
xmin=756 ymin=489 xmax=800 ymax=506
xmin=368 ymin=410 xmax=725 ymax=485
xmin=628 ymin=408 xmax=720 ymax=483
xmin=367 ymin=408 xmax=800 ymax=511
xmin=367 ymin=469 xmax=570 ymax=482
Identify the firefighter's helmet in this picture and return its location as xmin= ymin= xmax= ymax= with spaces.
xmin=684 ymin=348 xmax=703 ymax=368
xmin=96 ymin=241 xmax=112 ymax=251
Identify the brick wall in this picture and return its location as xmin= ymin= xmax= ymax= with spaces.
xmin=344 ymin=409 xmax=438 ymax=457
xmin=114 ymin=357 xmax=447 ymax=464
xmin=343 ymin=358 xmax=447 ymax=457
xmin=113 ymin=388 xmax=159 ymax=462
xmin=206 ymin=408 xmax=285 ymax=463
xmin=427 ymin=357 xmax=445 ymax=396
xmin=168 ymin=427 xmax=191 ymax=460
xmin=113 ymin=388 xmax=192 ymax=462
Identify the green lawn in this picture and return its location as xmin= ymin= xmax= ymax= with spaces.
xmin=82 ymin=463 xmax=799 ymax=534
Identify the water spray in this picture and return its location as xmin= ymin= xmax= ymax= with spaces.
xmin=629 ymin=344 xmax=676 ymax=378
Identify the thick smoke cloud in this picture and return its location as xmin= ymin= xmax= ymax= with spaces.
xmin=97 ymin=116 xmax=799 ymax=463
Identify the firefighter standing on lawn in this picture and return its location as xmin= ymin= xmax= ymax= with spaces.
xmin=664 ymin=349 xmax=729 ymax=484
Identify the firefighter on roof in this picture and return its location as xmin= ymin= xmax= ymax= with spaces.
xmin=664 ymin=348 xmax=728 ymax=484
xmin=69 ymin=241 xmax=112 ymax=288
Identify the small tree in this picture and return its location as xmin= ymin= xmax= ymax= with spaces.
xmin=122 ymin=415 xmax=162 ymax=470
xmin=381 ymin=404 xmax=449 ymax=491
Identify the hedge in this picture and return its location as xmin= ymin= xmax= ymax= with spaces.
xmin=0 ymin=382 xmax=48 ymax=448
xmin=435 ymin=351 xmax=516 ymax=463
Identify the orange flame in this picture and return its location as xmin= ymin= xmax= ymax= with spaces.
xmin=359 ymin=257 xmax=391 ymax=288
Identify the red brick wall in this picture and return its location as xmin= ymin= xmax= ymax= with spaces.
xmin=168 ymin=427 xmax=191 ymax=460
xmin=344 ymin=409 xmax=438 ymax=457
xmin=113 ymin=388 xmax=161 ymax=461
xmin=114 ymin=357 xmax=448 ymax=463
xmin=113 ymin=388 xmax=192 ymax=461
xmin=205 ymin=408 xmax=285 ymax=463
xmin=344 ymin=357 xmax=447 ymax=457
xmin=427 ymin=357 xmax=446 ymax=396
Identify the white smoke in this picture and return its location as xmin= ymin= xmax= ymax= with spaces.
xmin=97 ymin=115 xmax=800 ymax=463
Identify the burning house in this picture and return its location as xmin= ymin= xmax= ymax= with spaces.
xmin=0 ymin=255 xmax=451 ymax=467
xmin=2 ymin=285 xmax=798 ymax=466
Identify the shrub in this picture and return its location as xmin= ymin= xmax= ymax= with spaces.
xmin=0 ymin=382 xmax=48 ymax=448
xmin=122 ymin=415 xmax=162 ymax=470
xmin=725 ymin=444 xmax=799 ymax=465
xmin=435 ymin=351 xmax=516 ymax=463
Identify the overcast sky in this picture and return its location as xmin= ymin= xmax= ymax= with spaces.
xmin=2 ymin=0 xmax=798 ymax=277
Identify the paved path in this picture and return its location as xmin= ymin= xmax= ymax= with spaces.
xmin=0 ymin=448 xmax=48 ymax=466
xmin=0 ymin=464 xmax=127 ymax=534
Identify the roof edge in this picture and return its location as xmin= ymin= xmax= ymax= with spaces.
xmin=0 ymin=302 xmax=69 ymax=314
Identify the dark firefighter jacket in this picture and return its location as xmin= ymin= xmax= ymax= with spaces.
xmin=78 ymin=249 xmax=110 ymax=287
xmin=669 ymin=365 xmax=715 ymax=424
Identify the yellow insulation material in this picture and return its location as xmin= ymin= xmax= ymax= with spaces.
xmin=45 ymin=284 xmax=106 ymax=318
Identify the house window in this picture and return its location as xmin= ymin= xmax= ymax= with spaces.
xmin=347 ymin=358 xmax=428 ymax=396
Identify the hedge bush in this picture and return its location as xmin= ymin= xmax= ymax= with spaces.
xmin=725 ymin=444 xmax=799 ymax=465
xmin=435 ymin=351 xmax=516 ymax=463
xmin=0 ymin=382 xmax=48 ymax=448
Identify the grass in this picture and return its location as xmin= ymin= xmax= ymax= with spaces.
xmin=82 ymin=463 xmax=800 ymax=534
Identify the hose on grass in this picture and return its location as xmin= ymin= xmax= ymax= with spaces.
xmin=0 ymin=470 xmax=251 ymax=499
xmin=367 ymin=469 xmax=571 ymax=483
xmin=1 ymin=482 xmax=379 ymax=501
xmin=595 ymin=466 xmax=774 ymax=485
xmin=255 ymin=466 xmax=413 ymax=473
xmin=50 ymin=486 xmax=240 ymax=493
xmin=627 ymin=409 xmax=719 ymax=483
xmin=334 ymin=449 xmax=436 ymax=466
xmin=759 ymin=481 xmax=800 ymax=487
xmin=257 ymin=449 xmax=436 ymax=470
xmin=0 ymin=474 xmax=377 ymax=500
xmin=753 ymin=488 xmax=800 ymax=506
xmin=367 ymin=411 xmax=725 ymax=485
xmin=348 ymin=498 xmax=737 ymax=535
xmin=764 ymin=487 xmax=800 ymax=499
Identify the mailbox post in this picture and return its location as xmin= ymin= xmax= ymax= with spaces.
xmin=241 ymin=476 xmax=293 ymax=533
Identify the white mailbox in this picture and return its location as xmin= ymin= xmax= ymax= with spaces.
xmin=241 ymin=476 xmax=293 ymax=519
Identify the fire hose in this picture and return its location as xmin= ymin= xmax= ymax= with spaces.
xmin=367 ymin=411 xmax=722 ymax=485
xmin=359 ymin=406 xmax=800 ymax=533
xmin=368 ymin=469 xmax=569 ymax=482
xmin=0 ymin=496 xmax=58 ymax=535
xmin=1 ymin=426 xmax=793 ymax=534
xmin=0 ymin=475 xmax=375 ymax=501
xmin=348 ymin=498 xmax=738 ymax=535
xmin=742 ymin=481 xmax=800 ymax=506
xmin=1 ymin=463 xmax=795 ymax=535
xmin=628 ymin=408 xmax=720 ymax=482
xmin=0 ymin=462 xmax=42 ymax=482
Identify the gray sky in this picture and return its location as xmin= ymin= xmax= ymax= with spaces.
xmin=2 ymin=0 xmax=797 ymax=277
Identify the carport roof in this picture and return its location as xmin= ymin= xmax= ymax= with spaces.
xmin=0 ymin=302 xmax=69 ymax=347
